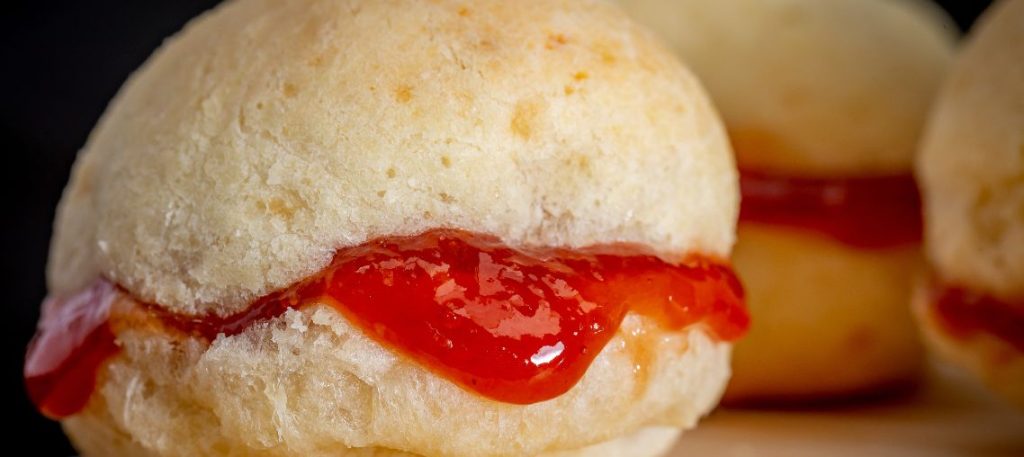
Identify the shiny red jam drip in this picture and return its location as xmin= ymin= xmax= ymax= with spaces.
xmin=24 ymin=280 xmax=120 ymax=419
xmin=930 ymin=282 xmax=1024 ymax=353
xmin=26 ymin=229 xmax=748 ymax=417
xmin=739 ymin=170 xmax=922 ymax=249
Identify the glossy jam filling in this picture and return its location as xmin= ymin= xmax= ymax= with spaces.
xmin=24 ymin=281 xmax=119 ymax=419
xmin=739 ymin=170 xmax=922 ymax=249
xmin=26 ymin=229 xmax=748 ymax=418
xmin=929 ymin=281 xmax=1024 ymax=353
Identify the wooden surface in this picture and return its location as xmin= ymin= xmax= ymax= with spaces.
xmin=669 ymin=365 xmax=1024 ymax=456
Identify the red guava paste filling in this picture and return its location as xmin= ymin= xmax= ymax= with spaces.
xmin=929 ymin=281 xmax=1024 ymax=353
xmin=26 ymin=229 xmax=748 ymax=418
xmin=24 ymin=280 xmax=119 ymax=419
xmin=739 ymin=170 xmax=922 ymax=249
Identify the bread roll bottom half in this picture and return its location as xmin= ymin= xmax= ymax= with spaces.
xmin=726 ymin=224 xmax=923 ymax=403
xmin=30 ymin=230 xmax=747 ymax=457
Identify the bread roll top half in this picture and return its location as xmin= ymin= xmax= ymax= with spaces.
xmin=48 ymin=0 xmax=738 ymax=315
xmin=919 ymin=0 xmax=1024 ymax=300
xmin=617 ymin=0 xmax=956 ymax=176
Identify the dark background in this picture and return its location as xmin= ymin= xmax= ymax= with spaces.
xmin=1 ymin=0 xmax=994 ymax=454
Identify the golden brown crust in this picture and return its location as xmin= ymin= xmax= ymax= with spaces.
xmin=47 ymin=0 xmax=738 ymax=316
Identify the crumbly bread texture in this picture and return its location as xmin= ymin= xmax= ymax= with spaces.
xmin=725 ymin=225 xmax=923 ymax=402
xmin=47 ymin=0 xmax=738 ymax=316
xmin=918 ymin=0 xmax=1024 ymax=301
xmin=64 ymin=302 xmax=728 ymax=457
xmin=615 ymin=0 xmax=956 ymax=175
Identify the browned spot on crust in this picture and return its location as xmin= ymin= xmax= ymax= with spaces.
xmin=602 ymin=50 xmax=617 ymax=65
xmin=282 ymin=82 xmax=299 ymax=98
xmin=589 ymin=40 xmax=620 ymax=66
xmin=267 ymin=198 xmax=293 ymax=218
xmin=511 ymin=101 xmax=541 ymax=140
xmin=574 ymin=71 xmax=589 ymax=81
xmin=546 ymin=33 xmax=568 ymax=50
xmin=567 ymin=154 xmax=590 ymax=171
xmin=259 ymin=190 xmax=305 ymax=220
xmin=394 ymin=85 xmax=413 ymax=103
